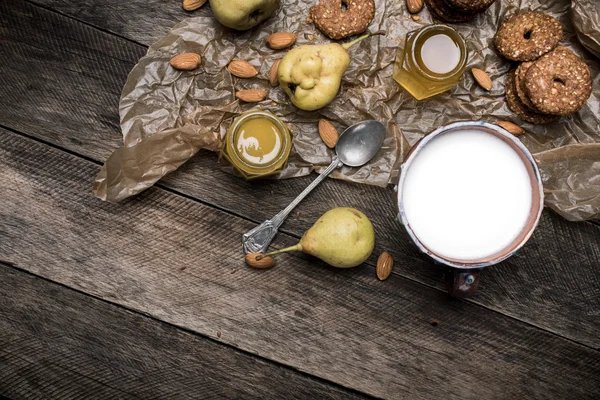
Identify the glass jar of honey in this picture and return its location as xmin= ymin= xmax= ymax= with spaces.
xmin=221 ymin=110 xmax=292 ymax=180
xmin=393 ymin=24 xmax=468 ymax=100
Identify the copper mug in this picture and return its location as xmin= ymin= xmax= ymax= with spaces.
xmin=397 ymin=121 xmax=544 ymax=297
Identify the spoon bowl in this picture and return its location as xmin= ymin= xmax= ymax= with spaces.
xmin=336 ymin=120 xmax=387 ymax=167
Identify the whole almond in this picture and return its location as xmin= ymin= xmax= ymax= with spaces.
xmin=182 ymin=0 xmax=207 ymax=11
xmin=227 ymin=60 xmax=258 ymax=78
xmin=236 ymin=89 xmax=267 ymax=103
xmin=170 ymin=53 xmax=202 ymax=71
xmin=318 ymin=119 xmax=339 ymax=148
xmin=269 ymin=59 xmax=281 ymax=87
xmin=472 ymin=68 xmax=492 ymax=91
xmin=376 ymin=252 xmax=393 ymax=281
xmin=266 ymin=32 xmax=297 ymax=50
xmin=407 ymin=0 xmax=423 ymax=13
xmin=496 ymin=121 xmax=525 ymax=136
xmin=245 ymin=253 xmax=276 ymax=269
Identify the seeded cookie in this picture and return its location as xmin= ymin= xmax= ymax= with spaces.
xmin=494 ymin=12 xmax=562 ymax=61
xmin=445 ymin=0 xmax=496 ymax=14
xmin=425 ymin=0 xmax=479 ymax=23
xmin=524 ymin=46 xmax=592 ymax=116
xmin=514 ymin=61 xmax=538 ymax=110
xmin=506 ymin=70 xmax=558 ymax=124
xmin=309 ymin=0 xmax=376 ymax=40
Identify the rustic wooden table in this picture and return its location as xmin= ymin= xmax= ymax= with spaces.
xmin=1 ymin=1 xmax=600 ymax=398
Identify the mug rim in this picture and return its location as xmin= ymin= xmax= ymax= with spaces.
xmin=397 ymin=121 xmax=545 ymax=269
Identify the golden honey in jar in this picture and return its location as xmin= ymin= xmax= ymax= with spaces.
xmin=221 ymin=110 xmax=292 ymax=179
xmin=393 ymin=24 xmax=468 ymax=100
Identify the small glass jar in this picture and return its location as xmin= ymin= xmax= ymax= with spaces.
xmin=221 ymin=110 xmax=292 ymax=180
xmin=393 ymin=24 xmax=468 ymax=100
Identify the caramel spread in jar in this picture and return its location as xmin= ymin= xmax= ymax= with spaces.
xmin=235 ymin=117 xmax=283 ymax=165
xmin=222 ymin=110 xmax=292 ymax=179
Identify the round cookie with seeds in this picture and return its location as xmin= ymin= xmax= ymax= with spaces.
xmin=309 ymin=0 xmax=375 ymax=40
xmin=445 ymin=0 xmax=496 ymax=13
xmin=524 ymin=46 xmax=592 ymax=116
xmin=425 ymin=0 xmax=479 ymax=23
xmin=514 ymin=61 xmax=538 ymax=110
xmin=494 ymin=12 xmax=562 ymax=61
xmin=506 ymin=70 xmax=558 ymax=124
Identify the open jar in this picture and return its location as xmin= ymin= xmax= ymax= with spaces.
xmin=393 ymin=24 xmax=468 ymax=100
xmin=221 ymin=110 xmax=292 ymax=180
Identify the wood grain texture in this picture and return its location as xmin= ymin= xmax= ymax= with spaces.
xmin=2 ymin=129 xmax=600 ymax=399
xmin=1 ymin=0 xmax=599 ymax=348
xmin=0 ymin=264 xmax=366 ymax=399
xmin=29 ymin=0 xmax=198 ymax=46
xmin=0 ymin=0 xmax=146 ymax=160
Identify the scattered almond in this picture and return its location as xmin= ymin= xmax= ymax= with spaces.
xmin=496 ymin=121 xmax=526 ymax=136
xmin=227 ymin=60 xmax=258 ymax=78
xmin=236 ymin=89 xmax=267 ymax=103
xmin=170 ymin=53 xmax=202 ymax=71
xmin=269 ymin=59 xmax=281 ymax=87
xmin=407 ymin=0 xmax=424 ymax=13
xmin=182 ymin=0 xmax=207 ymax=11
xmin=472 ymin=68 xmax=492 ymax=91
xmin=411 ymin=15 xmax=421 ymax=22
xmin=318 ymin=119 xmax=339 ymax=148
xmin=376 ymin=252 xmax=393 ymax=281
xmin=245 ymin=253 xmax=276 ymax=269
xmin=266 ymin=32 xmax=297 ymax=50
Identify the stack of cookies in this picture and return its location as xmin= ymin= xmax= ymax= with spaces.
xmin=424 ymin=0 xmax=497 ymax=23
xmin=495 ymin=11 xmax=593 ymax=124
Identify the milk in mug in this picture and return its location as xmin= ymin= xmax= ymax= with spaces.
xmin=401 ymin=129 xmax=534 ymax=261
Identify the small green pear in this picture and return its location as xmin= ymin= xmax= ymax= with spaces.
xmin=209 ymin=0 xmax=280 ymax=31
xmin=278 ymin=32 xmax=383 ymax=111
xmin=263 ymin=208 xmax=375 ymax=268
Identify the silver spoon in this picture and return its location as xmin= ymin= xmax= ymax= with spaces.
xmin=242 ymin=120 xmax=386 ymax=254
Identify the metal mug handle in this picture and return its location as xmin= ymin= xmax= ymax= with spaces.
xmin=445 ymin=269 xmax=480 ymax=298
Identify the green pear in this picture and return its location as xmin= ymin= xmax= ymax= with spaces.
xmin=278 ymin=32 xmax=382 ymax=111
xmin=263 ymin=208 xmax=375 ymax=268
xmin=209 ymin=0 xmax=280 ymax=31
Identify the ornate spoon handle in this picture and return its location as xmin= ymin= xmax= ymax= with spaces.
xmin=242 ymin=156 xmax=342 ymax=254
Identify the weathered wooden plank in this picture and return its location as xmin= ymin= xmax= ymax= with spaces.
xmin=0 ymin=0 xmax=146 ymax=159
xmin=29 ymin=0 xmax=196 ymax=46
xmin=2 ymin=129 xmax=600 ymax=399
xmin=1 ymin=0 xmax=600 ymax=349
xmin=0 ymin=263 xmax=367 ymax=400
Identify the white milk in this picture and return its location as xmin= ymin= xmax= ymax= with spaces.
xmin=401 ymin=130 xmax=533 ymax=261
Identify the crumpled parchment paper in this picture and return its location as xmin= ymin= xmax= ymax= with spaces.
xmin=571 ymin=0 xmax=600 ymax=59
xmin=93 ymin=0 xmax=600 ymax=221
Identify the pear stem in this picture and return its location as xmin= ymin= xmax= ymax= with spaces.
xmin=342 ymin=30 xmax=386 ymax=50
xmin=258 ymin=244 xmax=303 ymax=259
